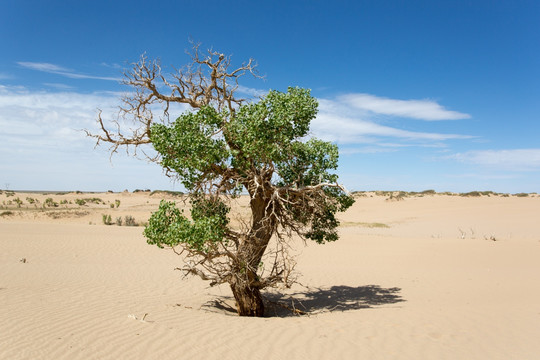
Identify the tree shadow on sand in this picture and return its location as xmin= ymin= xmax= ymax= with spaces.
xmin=203 ymin=285 xmax=405 ymax=317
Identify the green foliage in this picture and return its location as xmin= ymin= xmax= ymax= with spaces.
xmin=13 ymin=197 xmax=23 ymax=207
xmin=45 ymin=198 xmax=58 ymax=207
xmin=460 ymin=191 xmax=482 ymax=197
xmin=115 ymin=199 xmax=121 ymax=208
xmin=26 ymin=197 xmax=36 ymax=204
xmin=147 ymin=87 xmax=353 ymax=249
xmin=76 ymin=197 xmax=104 ymax=206
xmin=145 ymin=197 xmax=230 ymax=251
xmin=102 ymin=214 xmax=112 ymax=225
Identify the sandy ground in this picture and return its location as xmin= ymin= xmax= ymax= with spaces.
xmin=1 ymin=191 xmax=540 ymax=359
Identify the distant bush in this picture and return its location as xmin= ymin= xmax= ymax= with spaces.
xmin=115 ymin=199 xmax=121 ymax=208
xmin=124 ymin=215 xmax=137 ymax=226
xmin=76 ymin=198 xmax=104 ymax=206
xmin=102 ymin=214 xmax=113 ymax=225
xmin=26 ymin=197 xmax=36 ymax=204
xmin=460 ymin=191 xmax=482 ymax=197
xmin=115 ymin=217 xmax=123 ymax=226
xmin=45 ymin=198 xmax=59 ymax=207
xmin=150 ymin=190 xmax=184 ymax=197
xmin=5 ymin=191 xmax=15 ymax=197
xmin=87 ymin=197 xmax=104 ymax=204
xmin=0 ymin=211 xmax=14 ymax=217
xmin=514 ymin=193 xmax=529 ymax=197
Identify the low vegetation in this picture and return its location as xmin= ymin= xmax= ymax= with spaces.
xmin=103 ymin=214 xmax=142 ymax=227
xmin=351 ymin=190 xmax=535 ymax=199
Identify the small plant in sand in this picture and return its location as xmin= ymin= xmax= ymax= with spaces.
xmin=115 ymin=199 xmax=121 ymax=208
xmin=44 ymin=198 xmax=58 ymax=208
xmin=124 ymin=215 xmax=137 ymax=226
xmin=13 ymin=197 xmax=23 ymax=208
xmin=115 ymin=216 xmax=123 ymax=226
xmin=87 ymin=44 xmax=354 ymax=317
xmin=102 ymin=214 xmax=113 ymax=225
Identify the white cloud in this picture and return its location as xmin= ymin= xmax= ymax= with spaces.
xmin=450 ymin=149 xmax=540 ymax=171
xmin=236 ymin=85 xmax=268 ymax=98
xmin=339 ymin=93 xmax=471 ymax=120
xmin=0 ymin=85 xmax=181 ymax=191
xmin=44 ymin=83 xmax=75 ymax=90
xmin=0 ymin=86 xmax=118 ymax=149
xmin=17 ymin=61 xmax=121 ymax=81
xmin=312 ymin=95 xmax=473 ymax=145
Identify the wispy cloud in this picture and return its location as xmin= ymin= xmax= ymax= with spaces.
xmin=312 ymin=95 xmax=473 ymax=145
xmin=0 ymin=85 xmax=118 ymax=145
xmin=44 ymin=83 xmax=75 ymax=90
xmin=236 ymin=85 xmax=268 ymax=98
xmin=339 ymin=93 xmax=471 ymax=120
xmin=17 ymin=62 xmax=121 ymax=81
xmin=449 ymin=149 xmax=540 ymax=171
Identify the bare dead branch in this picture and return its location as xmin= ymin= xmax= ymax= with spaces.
xmin=86 ymin=43 xmax=261 ymax=160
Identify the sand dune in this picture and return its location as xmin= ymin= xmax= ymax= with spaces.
xmin=1 ymin=191 xmax=539 ymax=359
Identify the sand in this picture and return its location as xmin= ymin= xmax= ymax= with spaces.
xmin=1 ymin=191 xmax=539 ymax=359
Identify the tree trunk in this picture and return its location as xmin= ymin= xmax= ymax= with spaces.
xmin=228 ymin=185 xmax=275 ymax=317
xmin=230 ymin=278 xmax=265 ymax=316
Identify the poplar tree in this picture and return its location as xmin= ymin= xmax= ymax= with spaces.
xmin=88 ymin=45 xmax=353 ymax=316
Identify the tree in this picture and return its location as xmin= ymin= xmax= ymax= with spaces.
xmin=87 ymin=44 xmax=354 ymax=317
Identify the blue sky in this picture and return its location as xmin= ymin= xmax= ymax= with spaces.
xmin=1 ymin=0 xmax=539 ymax=193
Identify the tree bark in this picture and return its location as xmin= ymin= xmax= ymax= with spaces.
xmin=227 ymin=191 xmax=276 ymax=317
xmin=230 ymin=277 xmax=265 ymax=317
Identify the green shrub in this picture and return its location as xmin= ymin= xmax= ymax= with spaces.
xmin=102 ymin=214 xmax=113 ymax=225
xmin=460 ymin=191 xmax=482 ymax=197
xmin=45 ymin=198 xmax=59 ymax=207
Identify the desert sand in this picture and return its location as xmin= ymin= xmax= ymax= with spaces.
xmin=1 ymin=190 xmax=539 ymax=359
